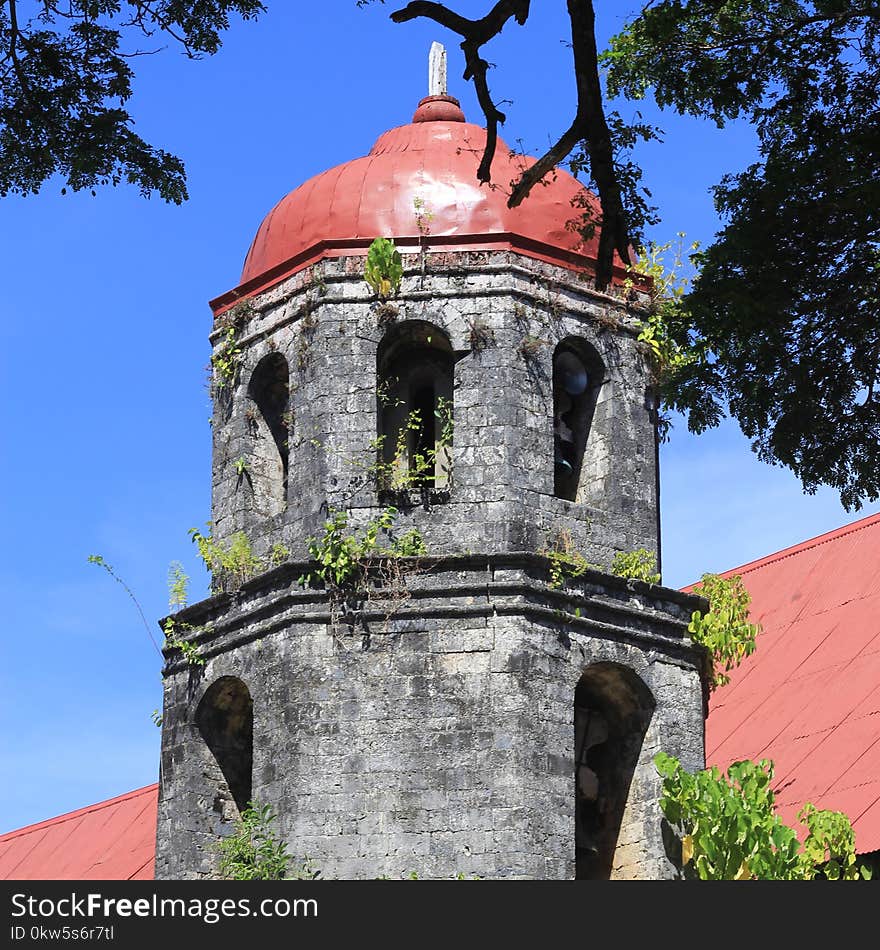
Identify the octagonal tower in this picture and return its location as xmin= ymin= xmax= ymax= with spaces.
xmin=155 ymin=66 xmax=707 ymax=880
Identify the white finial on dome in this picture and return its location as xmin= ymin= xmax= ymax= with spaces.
xmin=429 ymin=42 xmax=447 ymax=96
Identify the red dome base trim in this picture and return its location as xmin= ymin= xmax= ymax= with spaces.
xmin=210 ymin=234 xmax=640 ymax=318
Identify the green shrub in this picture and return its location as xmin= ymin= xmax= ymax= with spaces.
xmin=217 ymin=802 xmax=318 ymax=881
xmin=610 ymin=548 xmax=660 ymax=584
xmin=688 ymin=573 xmax=759 ymax=689
xmin=655 ymin=753 xmax=871 ymax=880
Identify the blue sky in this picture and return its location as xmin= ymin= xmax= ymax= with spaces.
xmin=1 ymin=2 xmax=877 ymax=833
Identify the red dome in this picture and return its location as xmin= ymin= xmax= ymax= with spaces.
xmin=212 ymin=98 xmax=611 ymax=313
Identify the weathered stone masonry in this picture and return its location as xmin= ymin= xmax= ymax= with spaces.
xmin=155 ymin=553 xmax=707 ymax=879
xmin=209 ymin=251 xmax=661 ymax=566
xmin=155 ymin=249 xmax=709 ymax=880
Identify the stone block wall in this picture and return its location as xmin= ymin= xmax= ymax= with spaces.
xmin=208 ymin=250 xmax=660 ymax=572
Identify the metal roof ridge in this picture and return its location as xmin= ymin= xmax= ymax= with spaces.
xmin=683 ymin=510 xmax=880 ymax=590
xmin=0 ymin=783 xmax=159 ymax=843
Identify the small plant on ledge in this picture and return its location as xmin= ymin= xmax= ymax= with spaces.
xmin=369 ymin=400 xmax=453 ymax=503
xmin=364 ymin=237 xmax=403 ymax=301
xmin=162 ymin=616 xmax=205 ymax=668
xmin=298 ymin=507 xmax=428 ymax=632
xmin=544 ymin=530 xmax=595 ymax=589
xmin=269 ymin=542 xmax=291 ymax=567
xmin=162 ymin=560 xmax=205 ymax=667
xmin=610 ymin=548 xmax=661 ymax=585
xmin=189 ymin=527 xmax=263 ymax=593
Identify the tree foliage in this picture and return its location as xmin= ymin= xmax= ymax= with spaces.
xmin=0 ymin=1 xmax=264 ymax=201
xmin=655 ymin=752 xmax=872 ymax=880
xmin=605 ymin=1 xmax=880 ymax=510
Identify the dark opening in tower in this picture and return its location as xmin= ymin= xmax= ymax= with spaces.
xmin=574 ymin=663 xmax=655 ymax=879
xmin=196 ymin=677 xmax=254 ymax=818
xmin=246 ymin=353 xmax=289 ymax=515
xmin=377 ymin=321 xmax=454 ymax=491
xmin=553 ymin=339 xmax=604 ymax=502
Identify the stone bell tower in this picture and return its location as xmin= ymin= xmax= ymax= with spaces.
xmin=155 ymin=52 xmax=707 ymax=880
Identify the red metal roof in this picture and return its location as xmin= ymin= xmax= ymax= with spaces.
xmin=703 ymin=512 xmax=880 ymax=854
xmin=0 ymin=784 xmax=158 ymax=880
xmin=211 ymin=95 xmax=631 ymax=316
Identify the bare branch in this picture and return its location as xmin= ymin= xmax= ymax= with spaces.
xmin=509 ymin=1 xmax=631 ymax=288
xmin=391 ymin=1 xmax=529 ymax=181
xmin=508 ymin=119 xmax=583 ymax=209
xmin=565 ymin=0 xmax=631 ymax=287
xmin=6 ymin=0 xmax=39 ymax=111
xmin=390 ymin=1 xmax=473 ymax=35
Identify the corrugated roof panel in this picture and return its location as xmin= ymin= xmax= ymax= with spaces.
xmin=0 ymin=785 xmax=158 ymax=881
xmin=705 ymin=512 xmax=880 ymax=855
xmin=777 ymin=655 xmax=880 ymax=739
xmin=762 ymin=729 xmax=833 ymax=799
xmin=795 ymin=600 xmax=880 ymax=676
xmin=835 ymin=728 xmax=880 ymax=790
xmin=851 ymin=791 xmax=880 ymax=840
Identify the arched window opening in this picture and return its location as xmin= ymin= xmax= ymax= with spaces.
xmin=574 ymin=663 xmax=655 ymax=880
xmin=377 ymin=321 xmax=454 ymax=492
xmin=553 ymin=340 xmax=604 ymax=502
xmin=196 ymin=677 xmax=253 ymax=818
xmin=247 ymin=353 xmax=289 ymax=514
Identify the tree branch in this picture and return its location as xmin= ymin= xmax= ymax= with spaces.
xmin=6 ymin=0 xmax=34 ymax=103
xmin=563 ymin=0 xmax=631 ymax=287
xmin=391 ymin=1 xmax=529 ymax=182
xmin=508 ymin=118 xmax=584 ymax=208
xmin=390 ymin=0 xmax=630 ymax=289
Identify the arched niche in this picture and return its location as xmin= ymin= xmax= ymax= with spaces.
xmin=553 ymin=338 xmax=606 ymax=502
xmin=376 ymin=321 xmax=454 ymax=491
xmin=195 ymin=676 xmax=254 ymax=818
xmin=246 ymin=353 xmax=289 ymax=515
xmin=574 ymin=662 xmax=655 ymax=879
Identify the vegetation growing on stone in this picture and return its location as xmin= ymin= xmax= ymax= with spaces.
xmin=167 ymin=561 xmax=190 ymax=611
xmin=163 ymin=558 xmax=204 ymax=667
xmin=211 ymin=324 xmax=243 ymax=390
xmin=610 ymin=548 xmax=660 ymax=585
xmin=189 ymin=527 xmax=264 ymax=592
xmin=161 ymin=617 xmax=205 ymax=668
xmin=546 ymin=536 xmax=663 ymax=589
xmin=364 ymin=238 xmax=404 ymax=300
xmin=298 ymin=507 xmax=425 ymax=592
xmin=268 ymin=542 xmax=291 ymax=566
xmin=370 ymin=400 xmax=453 ymax=495
xmin=546 ymin=549 xmax=590 ymax=591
